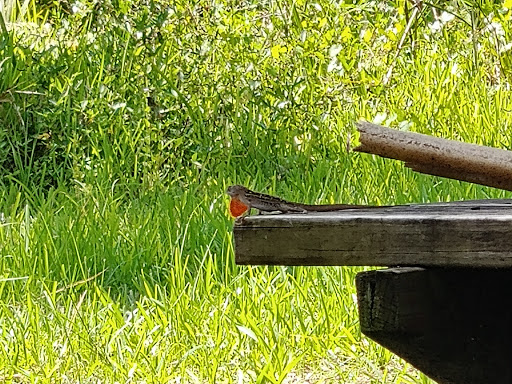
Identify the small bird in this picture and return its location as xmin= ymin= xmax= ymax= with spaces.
xmin=226 ymin=185 xmax=382 ymax=218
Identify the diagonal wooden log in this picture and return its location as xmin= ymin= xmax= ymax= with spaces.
xmin=354 ymin=121 xmax=512 ymax=191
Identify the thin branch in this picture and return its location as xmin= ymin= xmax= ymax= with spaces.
xmin=383 ymin=3 xmax=420 ymax=85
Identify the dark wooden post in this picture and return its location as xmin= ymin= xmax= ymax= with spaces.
xmin=356 ymin=268 xmax=512 ymax=384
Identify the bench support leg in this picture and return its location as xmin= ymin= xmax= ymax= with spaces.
xmin=356 ymin=267 xmax=512 ymax=384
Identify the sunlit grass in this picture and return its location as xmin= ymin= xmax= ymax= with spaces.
xmin=1 ymin=0 xmax=512 ymax=382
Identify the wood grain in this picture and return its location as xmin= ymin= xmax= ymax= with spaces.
xmin=234 ymin=199 xmax=512 ymax=267
xmin=354 ymin=121 xmax=512 ymax=191
xmin=357 ymin=268 xmax=512 ymax=384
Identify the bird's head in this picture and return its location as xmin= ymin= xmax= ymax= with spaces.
xmin=226 ymin=185 xmax=248 ymax=198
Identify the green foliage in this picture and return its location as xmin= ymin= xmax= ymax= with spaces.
xmin=1 ymin=0 xmax=512 ymax=382
xmin=3 ymin=0 xmax=512 ymax=192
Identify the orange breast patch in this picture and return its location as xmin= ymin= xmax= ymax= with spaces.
xmin=229 ymin=198 xmax=249 ymax=218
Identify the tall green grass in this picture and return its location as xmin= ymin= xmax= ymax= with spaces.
xmin=1 ymin=0 xmax=512 ymax=382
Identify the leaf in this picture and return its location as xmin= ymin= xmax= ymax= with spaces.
xmin=271 ymin=45 xmax=286 ymax=59
xmin=363 ymin=28 xmax=373 ymax=44
xmin=341 ymin=26 xmax=352 ymax=42
xmin=329 ymin=44 xmax=342 ymax=57
xmin=236 ymin=325 xmax=258 ymax=341
xmin=276 ymin=354 xmax=304 ymax=383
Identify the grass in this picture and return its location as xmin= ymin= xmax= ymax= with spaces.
xmin=1 ymin=0 xmax=512 ymax=382
xmin=0 ymin=185 xmax=429 ymax=383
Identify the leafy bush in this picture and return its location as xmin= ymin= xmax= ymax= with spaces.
xmin=2 ymin=0 xmax=511 ymax=194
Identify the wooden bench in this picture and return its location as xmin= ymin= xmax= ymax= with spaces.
xmin=234 ymin=199 xmax=512 ymax=384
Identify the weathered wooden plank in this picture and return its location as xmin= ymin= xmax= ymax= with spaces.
xmin=234 ymin=200 xmax=512 ymax=267
xmin=355 ymin=121 xmax=512 ymax=191
xmin=356 ymin=268 xmax=512 ymax=384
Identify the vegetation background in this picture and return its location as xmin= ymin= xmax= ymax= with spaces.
xmin=1 ymin=0 xmax=512 ymax=382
